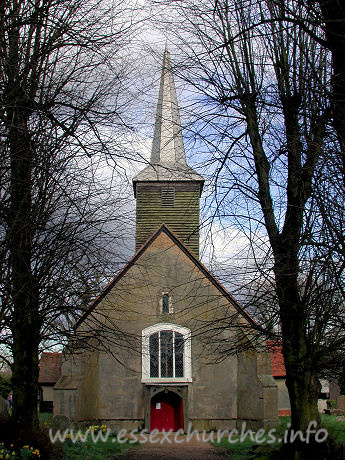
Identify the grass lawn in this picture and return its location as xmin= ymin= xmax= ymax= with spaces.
xmin=2 ymin=413 xmax=343 ymax=459
xmin=58 ymin=433 xmax=134 ymax=460
xmin=322 ymin=414 xmax=345 ymax=445
xmin=213 ymin=415 xmax=345 ymax=459
xmin=41 ymin=414 xmax=135 ymax=459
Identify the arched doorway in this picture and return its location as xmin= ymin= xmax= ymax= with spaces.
xmin=150 ymin=390 xmax=184 ymax=432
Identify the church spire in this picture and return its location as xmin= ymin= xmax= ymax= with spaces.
xmin=133 ymin=46 xmax=204 ymax=185
xmin=150 ymin=44 xmax=186 ymax=165
xmin=133 ymin=46 xmax=204 ymax=257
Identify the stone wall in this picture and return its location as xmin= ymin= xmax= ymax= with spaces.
xmin=237 ymin=349 xmax=278 ymax=430
xmin=55 ymin=230 xmax=277 ymax=430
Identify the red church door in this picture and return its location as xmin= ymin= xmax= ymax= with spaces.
xmin=150 ymin=391 xmax=183 ymax=432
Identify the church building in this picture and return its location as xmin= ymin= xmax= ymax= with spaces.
xmin=54 ymin=46 xmax=278 ymax=432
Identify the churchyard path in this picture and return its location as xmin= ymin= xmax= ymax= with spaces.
xmin=116 ymin=433 xmax=229 ymax=459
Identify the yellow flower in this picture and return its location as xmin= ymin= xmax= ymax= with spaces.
xmin=5 ymin=454 xmax=9 ymax=459
xmin=12 ymin=452 xmax=15 ymax=456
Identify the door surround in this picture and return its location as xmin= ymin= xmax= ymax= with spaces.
xmin=144 ymin=385 xmax=188 ymax=432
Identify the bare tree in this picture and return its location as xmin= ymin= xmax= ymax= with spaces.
xmin=0 ymin=0 xmax=142 ymax=434
xmin=317 ymin=0 xmax=345 ymax=181
xmin=264 ymin=0 xmax=345 ymax=179
xmin=151 ymin=0 xmax=345 ymax=449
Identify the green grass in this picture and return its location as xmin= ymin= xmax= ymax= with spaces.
xmin=38 ymin=417 xmax=135 ymax=459
xmin=213 ymin=415 xmax=345 ymax=459
xmin=39 ymin=412 xmax=53 ymax=426
xmin=59 ymin=435 xmax=134 ymax=460
xmin=321 ymin=414 xmax=345 ymax=444
xmin=214 ymin=434 xmax=280 ymax=459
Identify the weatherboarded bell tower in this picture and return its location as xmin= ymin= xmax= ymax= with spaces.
xmin=133 ymin=46 xmax=204 ymax=257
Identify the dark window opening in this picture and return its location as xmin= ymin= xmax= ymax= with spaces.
xmin=162 ymin=293 xmax=169 ymax=314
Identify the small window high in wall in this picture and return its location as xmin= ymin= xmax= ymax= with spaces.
xmin=162 ymin=293 xmax=170 ymax=314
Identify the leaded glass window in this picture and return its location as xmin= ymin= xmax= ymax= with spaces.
xmin=149 ymin=333 xmax=159 ymax=377
xmin=160 ymin=331 xmax=173 ymax=377
xmin=175 ymin=332 xmax=184 ymax=377
xmin=149 ymin=330 xmax=184 ymax=378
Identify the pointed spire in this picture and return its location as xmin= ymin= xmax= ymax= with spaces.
xmin=150 ymin=45 xmax=186 ymax=165
xmin=133 ymin=46 xmax=204 ymax=190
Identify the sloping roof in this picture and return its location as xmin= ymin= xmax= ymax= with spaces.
xmin=267 ymin=341 xmax=286 ymax=378
xmin=133 ymin=163 xmax=204 ymax=191
xmin=38 ymin=352 xmax=62 ymax=384
xmin=75 ymin=224 xmax=257 ymax=329
xmin=54 ymin=375 xmax=82 ymax=390
xmin=132 ymin=45 xmax=204 ymax=191
xmin=150 ymin=45 xmax=185 ymax=165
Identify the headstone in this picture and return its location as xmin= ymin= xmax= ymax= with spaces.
xmin=336 ymin=395 xmax=345 ymax=412
xmin=336 ymin=415 xmax=345 ymax=422
xmin=51 ymin=414 xmax=71 ymax=432
xmin=0 ymin=396 xmax=10 ymax=422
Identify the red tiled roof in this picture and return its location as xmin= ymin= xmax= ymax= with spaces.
xmin=267 ymin=341 xmax=286 ymax=378
xmin=38 ymin=352 xmax=62 ymax=384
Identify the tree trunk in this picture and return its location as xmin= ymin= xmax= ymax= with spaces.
xmin=276 ymin=277 xmax=320 ymax=430
xmin=275 ymin=254 xmax=321 ymax=458
xmin=11 ymin=324 xmax=40 ymax=432
xmin=7 ymin=100 xmax=40 ymax=433
xmin=285 ymin=367 xmax=321 ymax=430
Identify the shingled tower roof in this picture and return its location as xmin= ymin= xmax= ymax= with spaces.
xmin=133 ymin=45 xmax=204 ymax=190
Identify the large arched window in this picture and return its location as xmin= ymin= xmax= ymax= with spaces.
xmin=142 ymin=324 xmax=192 ymax=383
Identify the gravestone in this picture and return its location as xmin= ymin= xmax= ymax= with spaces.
xmin=51 ymin=414 xmax=71 ymax=432
xmin=336 ymin=395 xmax=345 ymax=412
xmin=0 ymin=396 xmax=10 ymax=422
